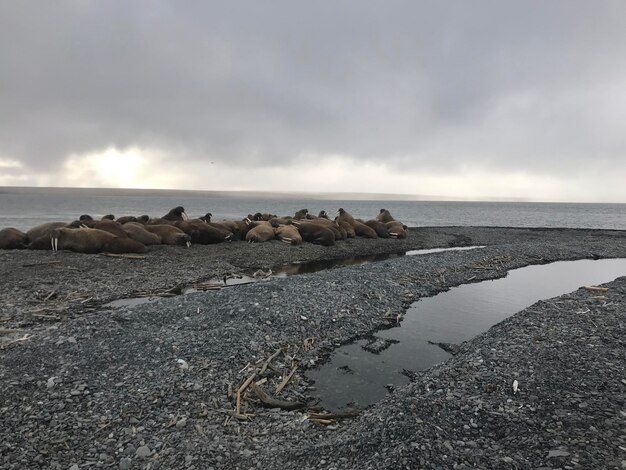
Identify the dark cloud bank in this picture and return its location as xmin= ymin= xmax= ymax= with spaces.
xmin=1 ymin=1 xmax=625 ymax=186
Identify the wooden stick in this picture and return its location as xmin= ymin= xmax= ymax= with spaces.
xmin=0 ymin=328 xmax=20 ymax=335
xmin=250 ymin=382 xmax=305 ymax=411
xmin=235 ymin=373 xmax=256 ymax=415
xmin=275 ymin=365 xmax=298 ymax=395
xmin=102 ymin=253 xmax=146 ymax=260
xmin=308 ymin=410 xmax=360 ymax=420
xmin=309 ymin=418 xmax=334 ymax=425
xmin=584 ymin=286 xmax=609 ymax=292
xmin=259 ymin=348 xmax=282 ymax=375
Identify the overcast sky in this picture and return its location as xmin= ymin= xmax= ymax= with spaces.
xmin=1 ymin=1 xmax=625 ymax=202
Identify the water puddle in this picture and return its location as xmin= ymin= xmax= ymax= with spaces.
xmin=405 ymin=246 xmax=484 ymax=256
xmin=306 ymin=258 xmax=626 ymax=411
xmin=105 ymin=245 xmax=484 ymax=307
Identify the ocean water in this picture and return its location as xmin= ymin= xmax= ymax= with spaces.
xmin=1 ymin=187 xmax=625 ymax=232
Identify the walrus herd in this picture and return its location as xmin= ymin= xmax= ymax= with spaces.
xmin=0 ymin=207 xmax=408 ymax=254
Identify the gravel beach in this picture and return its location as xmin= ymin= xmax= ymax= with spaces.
xmin=1 ymin=226 xmax=625 ymax=469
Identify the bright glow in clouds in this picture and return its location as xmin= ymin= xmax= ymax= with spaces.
xmin=3 ymin=147 xmax=623 ymax=203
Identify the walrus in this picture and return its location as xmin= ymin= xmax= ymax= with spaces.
xmin=161 ymin=206 xmax=189 ymax=222
xmin=174 ymin=220 xmax=227 ymax=244
xmin=274 ymin=224 xmax=303 ymax=245
xmin=0 ymin=228 xmax=28 ymax=249
xmin=385 ymin=221 xmax=408 ymax=239
xmin=293 ymin=221 xmax=335 ymax=246
xmin=50 ymin=227 xmax=147 ymax=254
xmin=136 ymin=215 xmax=150 ymax=224
xmin=376 ymin=209 xmax=396 ymax=223
xmin=318 ymin=210 xmax=330 ymax=219
xmin=115 ymin=216 xmax=137 ymax=225
xmin=337 ymin=220 xmax=356 ymax=238
xmin=93 ymin=220 xmax=129 ymax=238
xmin=78 ymin=215 xmax=97 ymax=228
xmin=306 ymin=218 xmax=345 ymax=240
xmin=245 ymin=221 xmax=275 ymax=243
xmin=268 ymin=216 xmax=293 ymax=227
xmin=294 ymin=209 xmax=309 ymax=220
xmin=196 ymin=214 xmax=234 ymax=238
xmin=122 ymin=222 xmax=162 ymax=245
xmin=365 ymin=220 xmax=390 ymax=238
xmin=26 ymin=222 xmax=69 ymax=247
xmin=144 ymin=224 xmax=191 ymax=247
xmin=353 ymin=221 xmax=378 ymax=238
xmin=101 ymin=214 xmax=115 ymax=221
xmin=336 ymin=208 xmax=358 ymax=227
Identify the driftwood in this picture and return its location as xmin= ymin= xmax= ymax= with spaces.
xmin=101 ymin=253 xmax=146 ymax=260
xmin=250 ymin=382 xmax=305 ymax=410
xmin=259 ymin=348 xmax=282 ymax=375
xmin=0 ymin=328 xmax=20 ymax=335
xmin=308 ymin=410 xmax=361 ymax=420
xmin=584 ymin=286 xmax=609 ymax=292
xmin=236 ymin=373 xmax=257 ymax=415
xmin=275 ymin=365 xmax=298 ymax=395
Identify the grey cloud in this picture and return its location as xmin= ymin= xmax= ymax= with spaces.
xmin=1 ymin=0 xmax=626 ymax=176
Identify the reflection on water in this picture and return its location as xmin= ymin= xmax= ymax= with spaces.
xmin=307 ymin=258 xmax=626 ymax=411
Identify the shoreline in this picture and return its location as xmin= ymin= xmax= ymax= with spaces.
xmin=1 ymin=226 xmax=625 ymax=469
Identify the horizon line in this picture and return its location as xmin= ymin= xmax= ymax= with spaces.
xmin=0 ymin=185 xmax=624 ymax=204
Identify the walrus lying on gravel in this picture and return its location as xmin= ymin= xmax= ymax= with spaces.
xmin=50 ymin=227 xmax=147 ymax=254
xmin=274 ymin=224 xmax=303 ymax=245
xmin=364 ymin=220 xmax=391 ymax=238
xmin=293 ymin=221 xmax=335 ymax=246
xmin=174 ymin=220 xmax=228 ymax=244
xmin=0 ymin=228 xmax=28 ymax=249
xmin=245 ymin=221 xmax=275 ymax=243
xmin=122 ymin=222 xmax=162 ymax=245
xmin=144 ymin=224 xmax=191 ymax=247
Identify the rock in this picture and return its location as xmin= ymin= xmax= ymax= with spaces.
xmin=119 ymin=457 xmax=132 ymax=470
xmin=135 ymin=446 xmax=151 ymax=458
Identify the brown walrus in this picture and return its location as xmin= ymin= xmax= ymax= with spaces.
xmin=376 ymin=209 xmax=396 ymax=223
xmin=50 ymin=227 xmax=147 ymax=254
xmin=293 ymin=221 xmax=335 ymax=246
xmin=274 ymin=224 xmax=303 ymax=245
xmin=174 ymin=220 xmax=227 ymax=244
xmin=93 ymin=220 xmax=129 ymax=238
xmin=306 ymin=217 xmax=345 ymax=240
xmin=26 ymin=222 xmax=70 ymax=249
xmin=0 ymin=228 xmax=28 ymax=249
xmin=294 ymin=209 xmax=309 ymax=220
xmin=385 ymin=221 xmax=408 ymax=239
xmin=122 ymin=222 xmax=162 ymax=245
xmin=245 ymin=221 xmax=275 ymax=243
xmin=161 ymin=206 xmax=189 ymax=222
xmin=336 ymin=208 xmax=358 ymax=227
xmin=353 ymin=222 xmax=378 ymax=238
xmin=144 ymin=224 xmax=191 ymax=246
xmin=78 ymin=215 xmax=97 ymax=228
xmin=365 ymin=220 xmax=390 ymax=238
xmin=115 ymin=216 xmax=137 ymax=225
xmin=337 ymin=221 xmax=356 ymax=238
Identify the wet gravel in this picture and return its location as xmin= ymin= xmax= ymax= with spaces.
xmin=1 ymin=226 xmax=625 ymax=469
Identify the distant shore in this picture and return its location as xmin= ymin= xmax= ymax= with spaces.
xmin=1 ymin=226 xmax=625 ymax=469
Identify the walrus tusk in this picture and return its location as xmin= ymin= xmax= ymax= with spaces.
xmin=186 ymin=241 xmax=191 ymax=248
xmin=280 ymin=238 xmax=292 ymax=244
xmin=50 ymin=236 xmax=55 ymax=251
xmin=182 ymin=212 xmax=189 ymax=221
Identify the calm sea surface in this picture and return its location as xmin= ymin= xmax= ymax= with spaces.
xmin=1 ymin=187 xmax=625 ymax=232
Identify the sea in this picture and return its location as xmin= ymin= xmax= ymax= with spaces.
xmin=1 ymin=187 xmax=625 ymax=232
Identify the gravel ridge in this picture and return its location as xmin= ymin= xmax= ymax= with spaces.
xmin=1 ymin=226 xmax=625 ymax=469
